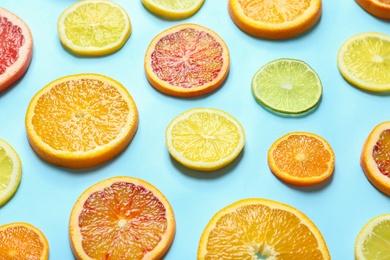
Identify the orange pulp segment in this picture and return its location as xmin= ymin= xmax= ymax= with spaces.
xmin=355 ymin=0 xmax=390 ymax=20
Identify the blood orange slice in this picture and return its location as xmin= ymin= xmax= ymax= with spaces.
xmin=69 ymin=176 xmax=176 ymax=260
xmin=0 ymin=8 xmax=33 ymax=92
xmin=144 ymin=23 xmax=230 ymax=97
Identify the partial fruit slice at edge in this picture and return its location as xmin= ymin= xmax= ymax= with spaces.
xmin=0 ymin=222 xmax=49 ymax=260
xmin=57 ymin=0 xmax=131 ymax=56
xmin=25 ymin=73 xmax=138 ymax=168
xmin=144 ymin=23 xmax=230 ymax=97
xmin=252 ymin=58 xmax=322 ymax=115
xmin=361 ymin=121 xmax=390 ymax=196
xmin=355 ymin=214 xmax=390 ymax=259
xmin=337 ymin=32 xmax=390 ymax=92
xmin=268 ymin=132 xmax=335 ymax=186
xmin=0 ymin=138 xmax=22 ymax=206
xmin=69 ymin=176 xmax=176 ymax=260
xmin=0 ymin=8 xmax=33 ymax=92
xmin=355 ymin=0 xmax=390 ymax=20
xmin=166 ymin=108 xmax=245 ymax=171
xmin=198 ymin=198 xmax=330 ymax=259
xmin=142 ymin=0 xmax=205 ymax=19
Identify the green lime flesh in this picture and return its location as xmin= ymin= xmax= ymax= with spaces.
xmin=252 ymin=59 xmax=322 ymax=114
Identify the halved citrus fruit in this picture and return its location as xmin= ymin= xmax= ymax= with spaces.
xmin=144 ymin=23 xmax=230 ymax=97
xmin=69 ymin=176 xmax=175 ymax=260
xmin=268 ymin=132 xmax=335 ymax=186
xmin=355 ymin=214 xmax=390 ymax=259
xmin=228 ymin=0 xmax=322 ymax=39
xmin=252 ymin=58 xmax=322 ymax=115
xmin=337 ymin=32 xmax=390 ymax=92
xmin=57 ymin=0 xmax=131 ymax=56
xmin=142 ymin=0 xmax=205 ymax=19
xmin=361 ymin=121 xmax=390 ymax=196
xmin=355 ymin=0 xmax=390 ymax=20
xmin=166 ymin=108 xmax=245 ymax=171
xmin=0 ymin=8 xmax=33 ymax=92
xmin=198 ymin=198 xmax=330 ymax=259
xmin=25 ymin=73 xmax=138 ymax=168
xmin=0 ymin=138 xmax=22 ymax=206
xmin=0 ymin=222 xmax=49 ymax=260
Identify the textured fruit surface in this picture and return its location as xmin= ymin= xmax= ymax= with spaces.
xmin=355 ymin=0 xmax=390 ymax=19
xmin=69 ymin=176 xmax=175 ymax=260
xmin=145 ymin=23 xmax=229 ymax=97
xmin=142 ymin=0 xmax=205 ymax=19
xmin=0 ymin=8 xmax=33 ymax=92
xmin=337 ymin=32 xmax=390 ymax=92
xmin=166 ymin=108 xmax=245 ymax=171
xmin=198 ymin=198 xmax=330 ymax=259
xmin=0 ymin=222 xmax=49 ymax=260
xmin=25 ymin=74 xmax=138 ymax=168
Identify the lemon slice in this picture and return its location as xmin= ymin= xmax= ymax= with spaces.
xmin=355 ymin=214 xmax=390 ymax=259
xmin=337 ymin=32 xmax=390 ymax=92
xmin=57 ymin=0 xmax=131 ymax=56
xmin=0 ymin=139 xmax=22 ymax=206
xmin=252 ymin=58 xmax=322 ymax=115
xmin=142 ymin=0 xmax=205 ymax=19
xmin=166 ymin=108 xmax=245 ymax=171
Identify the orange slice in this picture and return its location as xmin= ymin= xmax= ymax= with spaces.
xmin=69 ymin=176 xmax=176 ymax=260
xmin=144 ymin=23 xmax=230 ymax=97
xmin=268 ymin=132 xmax=335 ymax=186
xmin=228 ymin=0 xmax=322 ymax=39
xmin=0 ymin=222 xmax=49 ymax=260
xmin=355 ymin=0 xmax=390 ymax=20
xmin=361 ymin=121 xmax=390 ymax=196
xmin=198 ymin=198 xmax=330 ymax=259
xmin=0 ymin=8 xmax=33 ymax=92
xmin=25 ymin=74 xmax=138 ymax=168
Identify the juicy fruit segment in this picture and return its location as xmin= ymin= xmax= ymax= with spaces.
xmin=142 ymin=0 xmax=205 ymax=19
xmin=0 ymin=139 xmax=22 ymax=206
xmin=144 ymin=24 xmax=230 ymax=97
xmin=0 ymin=222 xmax=49 ymax=260
xmin=252 ymin=59 xmax=322 ymax=114
xmin=0 ymin=8 xmax=33 ymax=92
xmin=57 ymin=0 xmax=131 ymax=56
xmin=25 ymin=74 xmax=138 ymax=168
xmin=337 ymin=32 xmax=390 ymax=92
xmin=198 ymin=198 xmax=330 ymax=259
xmin=228 ymin=0 xmax=322 ymax=39
xmin=355 ymin=0 xmax=390 ymax=20
xmin=355 ymin=214 xmax=390 ymax=259
xmin=361 ymin=121 xmax=390 ymax=196
xmin=166 ymin=108 xmax=245 ymax=171
xmin=70 ymin=176 xmax=175 ymax=260
xmin=268 ymin=132 xmax=335 ymax=186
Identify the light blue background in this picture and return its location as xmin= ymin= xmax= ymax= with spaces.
xmin=1 ymin=0 xmax=390 ymax=259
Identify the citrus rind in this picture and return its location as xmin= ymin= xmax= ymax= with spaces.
xmin=355 ymin=0 xmax=390 ymax=20
xmin=141 ymin=0 xmax=205 ymax=19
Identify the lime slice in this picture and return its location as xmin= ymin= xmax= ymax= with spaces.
xmin=0 ymin=139 xmax=22 ymax=206
xmin=337 ymin=32 xmax=390 ymax=92
xmin=252 ymin=58 xmax=322 ymax=114
xmin=142 ymin=0 xmax=205 ymax=19
xmin=355 ymin=214 xmax=390 ymax=259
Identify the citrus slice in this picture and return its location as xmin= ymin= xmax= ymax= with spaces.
xmin=198 ymin=198 xmax=330 ymax=259
xmin=144 ymin=23 xmax=230 ymax=97
xmin=0 ymin=8 xmax=33 ymax=92
xmin=0 ymin=139 xmax=22 ymax=206
xmin=0 ymin=222 xmax=49 ymax=260
xmin=25 ymin=73 xmax=138 ymax=168
xmin=355 ymin=0 xmax=390 ymax=20
xmin=228 ymin=0 xmax=322 ymax=39
xmin=337 ymin=32 xmax=390 ymax=92
xmin=268 ymin=132 xmax=335 ymax=186
xmin=57 ymin=0 xmax=131 ymax=56
xmin=69 ymin=176 xmax=175 ymax=260
xmin=360 ymin=121 xmax=390 ymax=196
xmin=142 ymin=0 xmax=205 ymax=19
xmin=252 ymin=58 xmax=322 ymax=115
xmin=166 ymin=108 xmax=245 ymax=171
xmin=355 ymin=214 xmax=390 ymax=259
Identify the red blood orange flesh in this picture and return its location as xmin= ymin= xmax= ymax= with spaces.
xmin=0 ymin=8 xmax=33 ymax=92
